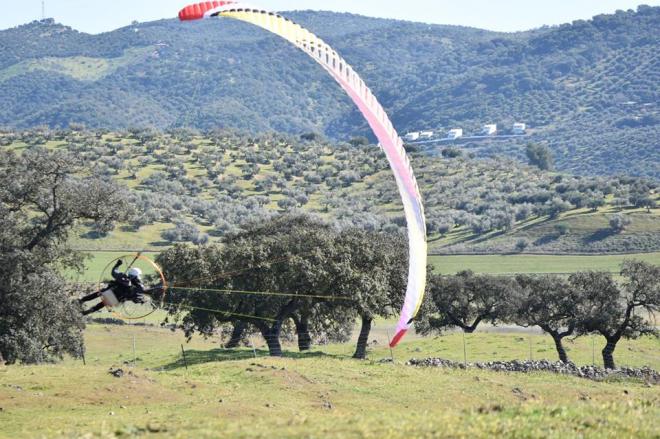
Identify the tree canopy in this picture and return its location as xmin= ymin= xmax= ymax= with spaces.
xmin=418 ymin=271 xmax=519 ymax=335
xmin=513 ymin=274 xmax=579 ymax=362
xmin=571 ymin=261 xmax=659 ymax=369
xmin=158 ymin=214 xmax=409 ymax=358
xmin=0 ymin=148 xmax=131 ymax=364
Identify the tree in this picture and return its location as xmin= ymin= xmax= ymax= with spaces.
xmin=609 ymin=214 xmax=631 ymax=233
xmin=525 ymin=143 xmax=554 ymax=171
xmin=291 ymin=303 xmax=354 ymax=351
xmin=300 ymin=132 xmax=321 ymax=142
xmin=294 ymin=192 xmax=309 ymax=207
xmin=161 ymin=222 xmax=202 ymax=243
xmin=441 ymin=148 xmax=462 ymax=158
xmin=515 ymin=238 xmax=529 ymax=252
xmin=330 ymin=229 xmax=409 ymax=359
xmin=277 ymin=197 xmax=297 ymax=211
xmin=571 ymin=261 xmax=659 ymax=369
xmin=586 ymin=196 xmax=605 ymax=212
xmin=224 ymin=321 xmax=249 ymax=348
xmin=544 ymin=197 xmax=573 ymax=219
xmin=634 ymin=196 xmax=656 ymax=213
xmin=0 ymin=148 xmax=131 ymax=364
xmin=158 ymin=215 xmax=342 ymax=356
xmin=418 ymin=271 xmax=518 ymax=334
xmin=319 ymin=191 xmax=339 ymax=213
xmin=513 ymin=275 xmax=579 ymax=362
xmin=349 ymin=136 xmax=369 ymax=147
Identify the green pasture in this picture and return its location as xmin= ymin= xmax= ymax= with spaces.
xmin=429 ymin=252 xmax=660 ymax=275
xmin=428 ymin=209 xmax=660 ymax=253
xmin=67 ymin=251 xmax=162 ymax=284
xmin=68 ymin=251 xmax=660 ymax=284
xmin=1 ymin=323 xmax=658 ymax=438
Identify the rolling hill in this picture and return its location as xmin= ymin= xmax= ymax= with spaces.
xmin=0 ymin=6 xmax=658 ymax=178
xmin=3 ymin=128 xmax=657 ymax=255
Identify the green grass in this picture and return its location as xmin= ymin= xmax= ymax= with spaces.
xmin=66 ymin=251 xmax=162 ymax=284
xmin=429 ymin=252 xmax=660 ymax=275
xmin=1 ymin=323 xmax=658 ymax=438
xmin=67 ymin=251 xmax=660 ymax=288
xmin=68 ymin=222 xmax=173 ymax=252
xmin=430 ymin=209 xmax=660 ymax=253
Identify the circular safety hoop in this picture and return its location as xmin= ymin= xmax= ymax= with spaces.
xmin=97 ymin=253 xmax=168 ymax=320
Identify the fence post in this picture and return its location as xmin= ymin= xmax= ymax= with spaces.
xmin=180 ymin=344 xmax=188 ymax=370
xmin=386 ymin=330 xmax=395 ymax=363
xmin=462 ymin=331 xmax=467 ymax=368
xmin=250 ymin=338 xmax=257 ymax=359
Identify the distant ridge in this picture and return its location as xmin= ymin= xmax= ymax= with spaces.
xmin=0 ymin=6 xmax=658 ymax=177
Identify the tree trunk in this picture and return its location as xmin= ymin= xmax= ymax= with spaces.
xmin=602 ymin=338 xmax=618 ymax=370
xmin=551 ymin=333 xmax=569 ymax=363
xmin=295 ymin=318 xmax=312 ymax=352
xmin=353 ymin=315 xmax=372 ymax=359
xmin=262 ymin=327 xmax=283 ymax=357
xmin=260 ymin=299 xmax=299 ymax=357
xmin=225 ymin=321 xmax=246 ymax=349
xmin=453 ymin=314 xmax=484 ymax=334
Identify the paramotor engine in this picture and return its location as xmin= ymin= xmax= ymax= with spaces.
xmin=98 ymin=253 xmax=168 ymax=320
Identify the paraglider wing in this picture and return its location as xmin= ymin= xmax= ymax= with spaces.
xmin=178 ymin=1 xmax=427 ymax=347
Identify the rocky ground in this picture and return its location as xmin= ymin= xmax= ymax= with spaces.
xmin=407 ymin=358 xmax=659 ymax=383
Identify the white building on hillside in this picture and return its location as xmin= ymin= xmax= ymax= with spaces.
xmin=404 ymin=132 xmax=420 ymax=141
xmin=447 ymin=128 xmax=463 ymax=139
xmin=419 ymin=130 xmax=434 ymax=139
xmin=482 ymin=124 xmax=497 ymax=136
xmin=513 ymin=123 xmax=527 ymax=134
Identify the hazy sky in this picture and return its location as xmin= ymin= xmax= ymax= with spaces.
xmin=1 ymin=0 xmax=658 ymax=34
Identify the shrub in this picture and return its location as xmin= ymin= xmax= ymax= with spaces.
xmin=609 ymin=214 xmax=631 ymax=233
xmin=515 ymin=238 xmax=530 ymax=252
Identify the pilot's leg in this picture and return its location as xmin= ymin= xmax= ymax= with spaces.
xmin=79 ymin=290 xmax=102 ymax=303
xmin=82 ymin=301 xmax=106 ymax=316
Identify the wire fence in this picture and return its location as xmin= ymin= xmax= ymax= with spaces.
xmin=82 ymin=319 xmax=660 ymax=373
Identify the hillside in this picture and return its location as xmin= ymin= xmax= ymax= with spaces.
xmin=3 ymin=129 xmax=658 ymax=255
xmin=0 ymin=7 xmax=658 ymax=177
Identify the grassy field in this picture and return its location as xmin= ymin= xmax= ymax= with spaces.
xmin=67 ymin=251 xmax=163 ymax=284
xmin=1 ymin=323 xmax=658 ymax=438
xmin=429 ymin=252 xmax=660 ymax=275
xmin=67 ymin=251 xmax=660 ymax=285
xmin=5 ymin=131 xmax=659 ymax=437
xmin=437 ymin=209 xmax=660 ymax=254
